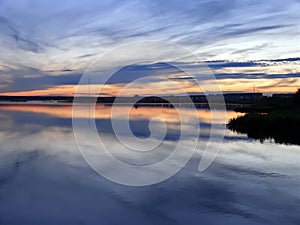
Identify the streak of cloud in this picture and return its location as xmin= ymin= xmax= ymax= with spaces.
xmin=0 ymin=0 xmax=299 ymax=94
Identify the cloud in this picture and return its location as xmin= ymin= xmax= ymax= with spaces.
xmin=0 ymin=16 xmax=44 ymax=53
xmin=93 ymin=63 xmax=183 ymax=85
xmin=0 ymin=65 xmax=81 ymax=93
xmin=207 ymin=61 xmax=260 ymax=69
xmin=1 ymin=57 xmax=299 ymax=95
xmin=0 ymin=0 xmax=299 ymax=93
xmin=269 ymin=57 xmax=300 ymax=62
xmin=213 ymin=72 xmax=300 ymax=80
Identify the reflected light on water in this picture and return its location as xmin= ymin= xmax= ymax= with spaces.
xmin=0 ymin=103 xmax=299 ymax=225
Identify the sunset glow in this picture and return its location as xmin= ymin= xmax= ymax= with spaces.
xmin=0 ymin=1 xmax=299 ymax=96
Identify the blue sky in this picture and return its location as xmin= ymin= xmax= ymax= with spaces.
xmin=0 ymin=0 xmax=299 ymax=95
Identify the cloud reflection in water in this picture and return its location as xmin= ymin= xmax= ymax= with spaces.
xmin=0 ymin=104 xmax=299 ymax=225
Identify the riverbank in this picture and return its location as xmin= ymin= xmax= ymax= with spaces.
xmin=228 ymin=110 xmax=300 ymax=145
xmin=228 ymin=90 xmax=300 ymax=145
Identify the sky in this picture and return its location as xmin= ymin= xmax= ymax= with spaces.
xmin=0 ymin=0 xmax=300 ymax=96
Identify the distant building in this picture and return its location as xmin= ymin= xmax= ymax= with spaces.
xmin=190 ymin=95 xmax=207 ymax=103
xmin=272 ymin=93 xmax=295 ymax=98
xmin=223 ymin=93 xmax=263 ymax=103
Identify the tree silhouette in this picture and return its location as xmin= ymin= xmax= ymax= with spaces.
xmin=295 ymin=88 xmax=300 ymax=104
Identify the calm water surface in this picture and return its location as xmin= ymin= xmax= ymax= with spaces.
xmin=0 ymin=103 xmax=299 ymax=225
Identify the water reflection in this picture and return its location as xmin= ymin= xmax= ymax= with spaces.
xmin=228 ymin=113 xmax=300 ymax=145
xmin=0 ymin=104 xmax=299 ymax=225
xmin=0 ymin=103 xmax=243 ymax=121
xmin=0 ymin=103 xmax=243 ymax=139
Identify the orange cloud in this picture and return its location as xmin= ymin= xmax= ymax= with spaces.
xmin=0 ymin=77 xmax=299 ymax=97
xmin=0 ymin=85 xmax=76 ymax=96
